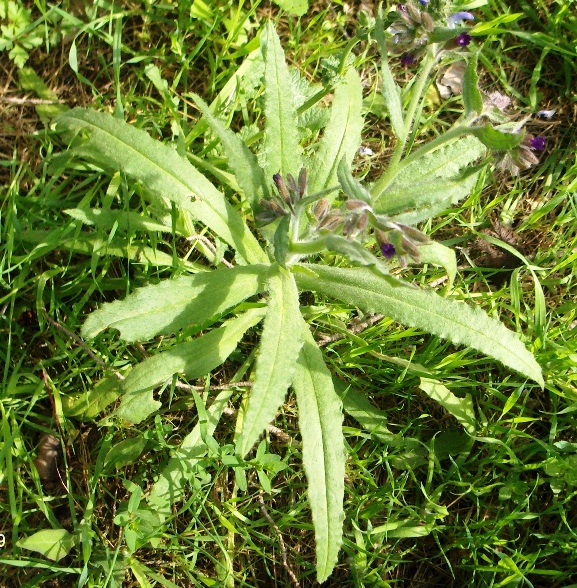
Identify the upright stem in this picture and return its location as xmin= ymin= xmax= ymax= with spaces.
xmin=371 ymin=46 xmax=439 ymax=199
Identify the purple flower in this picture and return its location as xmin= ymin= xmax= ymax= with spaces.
xmin=456 ymin=32 xmax=472 ymax=47
xmin=397 ymin=4 xmax=407 ymax=12
xmin=448 ymin=11 xmax=475 ymax=28
xmin=380 ymin=243 xmax=396 ymax=259
xmin=401 ymin=52 xmax=416 ymax=66
xmin=419 ymin=0 xmax=429 ymax=4
xmin=529 ymin=136 xmax=546 ymax=151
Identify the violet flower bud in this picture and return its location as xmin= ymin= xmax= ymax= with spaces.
xmin=380 ymin=243 xmax=396 ymax=259
xmin=401 ymin=52 xmax=416 ymax=66
xmin=456 ymin=32 xmax=472 ymax=47
xmin=273 ymin=173 xmax=291 ymax=206
xmin=529 ymin=136 xmax=546 ymax=151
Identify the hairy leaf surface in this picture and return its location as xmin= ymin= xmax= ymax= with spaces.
xmin=83 ymin=265 xmax=269 ymax=341
xmin=192 ymin=93 xmax=269 ymax=213
xmin=261 ymin=22 xmax=302 ymax=178
xmin=54 ymin=108 xmax=267 ymax=264
xmin=309 ymin=68 xmax=363 ymax=195
xmin=293 ymin=323 xmax=345 ymax=583
xmin=294 ymin=264 xmax=543 ymax=386
xmin=119 ymin=309 xmax=265 ymax=423
xmin=371 ymin=135 xmax=486 ymax=211
xmin=237 ymin=266 xmax=304 ymax=457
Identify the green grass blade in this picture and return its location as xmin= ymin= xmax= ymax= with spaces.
xmin=119 ymin=308 xmax=266 ymax=423
xmin=309 ymin=67 xmax=363 ymax=195
xmin=293 ymin=323 xmax=345 ymax=583
xmin=82 ymin=264 xmax=270 ymax=341
xmin=261 ymin=22 xmax=302 ymax=178
xmin=237 ymin=265 xmax=304 ymax=457
xmin=54 ymin=108 xmax=267 ymax=264
xmin=146 ymin=387 xmax=235 ymax=515
xmin=294 ymin=264 xmax=544 ymax=386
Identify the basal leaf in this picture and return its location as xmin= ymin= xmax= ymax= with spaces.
xmin=82 ymin=264 xmax=269 ymax=341
xmin=54 ymin=108 xmax=267 ymax=264
xmin=381 ymin=173 xmax=480 ymax=225
xmin=309 ymin=68 xmax=363 ymax=195
xmin=294 ymin=264 xmax=544 ymax=386
xmin=192 ymin=93 xmax=269 ymax=214
xmin=261 ymin=22 xmax=302 ymax=179
xmin=419 ymin=378 xmax=476 ymax=435
xmin=237 ymin=265 xmax=304 ymax=457
xmin=119 ymin=308 xmax=265 ymax=424
xmin=293 ymin=323 xmax=345 ymax=583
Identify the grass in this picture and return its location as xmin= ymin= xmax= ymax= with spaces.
xmin=1 ymin=0 xmax=577 ymax=586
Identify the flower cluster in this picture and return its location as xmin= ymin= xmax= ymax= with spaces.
xmin=495 ymin=134 xmax=547 ymax=176
xmin=390 ymin=1 xmax=475 ymax=63
xmin=256 ymin=169 xmax=308 ymax=225
xmin=312 ymin=193 xmax=430 ymax=266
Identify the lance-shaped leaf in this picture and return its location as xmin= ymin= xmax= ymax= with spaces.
xmin=54 ymin=108 xmax=267 ymax=264
xmin=191 ymin=93 xmax=269 ymax=214
xmin=371 ymin=135 xmax=486 ymax=213
xmin=463 ymin=54 xmax=483 ymax=117
xmin=237 ymin=265 xmax=304 ymax=457
xmin=309 ymin=68 xmax=363 ymax=195
xmin=294 ymin=264 xmax=544 ymax=386
xmin=337 ymin=158 xmax=372 ymax=203
xmin=119 ymin=308 xmax=265 ymax=424
xmin=261 ymin=22 xmax=302 ymax=179
xmin=293 ymin=322 xmax=345 ymax=583
xmin=374 ymin=16 xmax=405 ymax=139
xmin=82 ymin=264 xmax=270 ymax=341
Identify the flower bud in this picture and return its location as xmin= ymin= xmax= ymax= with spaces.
xmin=273 ymin=173 xmax=291 ymax=205
xmin=313 ymin=198 xmax=331 ymax=222
xmin=298 ymin=167 xmax=308 ymax=199
xmin=319 ymin=211 xmax=344 ymax=232
xmin=345 ymin=199 xmax=370 ymax=211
